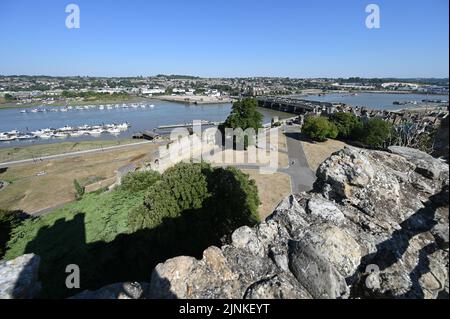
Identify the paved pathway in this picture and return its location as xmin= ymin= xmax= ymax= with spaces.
xmin=218 ymin=125 xmax=316 ymax=194
xmin=280 ymin=125 xmax=316 ymax=193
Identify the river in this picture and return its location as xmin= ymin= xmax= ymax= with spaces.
xmin=0 ymin=99 xmax=291 ymax=148
xmin=300 ymin=92 xmax=448 ymax=109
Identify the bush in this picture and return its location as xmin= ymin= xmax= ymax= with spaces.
xmin=358 ymin=118 xmax=394 ymax=148
xmin=302 ymin=116 xmax=338 ymax=142
xmin=119 ymin=171 xmax=161 ymax=193
xmin=73 ymin=179 xmax=85 ymax=200
xmin=329 ymin=112 xmax=363 ymax=139
xmin=0 ymin=209 xmax=26 ymax=258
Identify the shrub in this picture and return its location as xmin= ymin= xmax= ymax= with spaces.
xmin=73 ymin=179 xmax=85 ymax=200
xmin=329 ymin=112 xmax=363 ymax=139
xmin=302 ymin=116 xmax=338 ymax=142
xmin=119 ymin=170 xmax=161 ymax=193
xmin=0 ymin=209 xmax=26 ymax=258
xmin=358 ymin=118 xmax=395 ymax=148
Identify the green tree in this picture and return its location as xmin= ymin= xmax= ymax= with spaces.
xmin=302 ymin=116 xmax=338 ymax=142
xmin=4 ymin=93 xmax=16 ymax=101
xmin=219 ymin=98 xmax=263 ymax=148
xmin=358 ymin=118 xmax=394 ymax=148
xmin=329 ymin=112 xmax=363 ymax=139
xmin=128 ymin=163 xmax=260 ymax=237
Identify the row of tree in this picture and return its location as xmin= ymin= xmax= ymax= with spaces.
xmin=302 ymin=112 xmax=437 ymax=151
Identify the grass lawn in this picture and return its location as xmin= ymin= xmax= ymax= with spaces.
xmin=0 ymin=143 xmax=158 ymax=213
xmin=0 ymin=139 xmax=140 ymax=163
xmin=241 ymin=169 xmax=291 ymax=219
xmin=301 ymin=138 xmax=349 ymax=172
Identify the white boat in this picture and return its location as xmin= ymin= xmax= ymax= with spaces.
xmin=53 ymin=132 xmax=68 ymax=138
xmin=17 ymin=134 xmax=37 ymax=140
xmin=149 ymin=104 xmax=155 ymax=108
xmin=39 ymin=133 xmax=53 ymax=139
xmin=0 ymin=136 xmax=15 ymax=142
xmin=7 ymin=130 xmax=20 ymax=135
xmin=69 ymin=131 xmax=86 ymax=137
xmin=88 ymin=128 xmax=104 ymax=136
xmin=59 ymin=126 xmax=74 ymax=131
xmin=107 ymin=128 xmax=121 ymax=134
xmin=20 ymin=110 xmax=27 ymax=114
xmin=117 ymin=123 xmax=130 ymax=130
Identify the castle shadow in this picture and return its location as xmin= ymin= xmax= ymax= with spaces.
xmin=20 ymin=167 xmax=256 ymax=299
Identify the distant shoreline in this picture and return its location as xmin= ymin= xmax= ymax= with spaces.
xmin=153 ymin=95 xmax=233 ymax=105
xmin=0 ymin=96 xmax=152 ymax=110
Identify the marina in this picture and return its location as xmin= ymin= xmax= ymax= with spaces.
xmin=19 ymin=102 xmax=156 ymax=114
xmin=0 ymin=122 xmax=131 ymax=142
xmin=0 ymin=99 xmax=290 ymax=148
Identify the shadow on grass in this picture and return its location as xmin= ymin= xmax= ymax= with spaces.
xmin=21 ymin=168 xmax=258 ymax=299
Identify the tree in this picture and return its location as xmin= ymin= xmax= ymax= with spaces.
xmin=329 ymin=112 xmax=363 ymax=139
xmin=219 ymin=98 xmax=263 ymax=148
xmin=73 ymin=179 xmax=85 ymax=200
xmin=128 ymin=163 xmax=260 ymax=241
xmin=358 ymin=118 xmax=394 ymax=148
xmin=389 ymin=123 xmax=438 ymax=154
xmin=4 ymin=93 xmax=17 ymax=101
xmin=302 ymin=116 xmax=338 ymax=142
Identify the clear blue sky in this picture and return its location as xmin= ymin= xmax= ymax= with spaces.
xmin=0 ymin=0 xmax=448 ymax=78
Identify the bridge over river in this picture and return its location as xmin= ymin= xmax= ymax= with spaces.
xmin=256 ymin=96 xmax=334 ymax=115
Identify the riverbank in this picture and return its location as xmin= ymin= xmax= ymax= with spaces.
xmin=0 ymin=142 xmax=159 ymax=214
xmin=0 ymin=139 xmax=141 ymax=163
xmin=0 ymin=96 xmax=152 ymax=110
xmin=154 ymin=95 xmax=233 ymax=104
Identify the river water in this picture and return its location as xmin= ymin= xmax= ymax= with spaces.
xmin=301 ymin=93 xmax=448 ymax=109
xmin=0 ymin=99 xmax=290 ymax=148
xmin=1 ymin=93 xmax=448 ymax=149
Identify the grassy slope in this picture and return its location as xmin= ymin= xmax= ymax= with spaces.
xmin=5 ymin=190 xmax=143 ymax=258
xmin=4 ymin=188 xmax=145 ymax=298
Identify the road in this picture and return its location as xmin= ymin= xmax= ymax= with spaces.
xmin=0 ymin=140 xmax=164 ymax=168
xmin=218 ymin=125 xmax=316 ymax=194
xmin=279 ymin=125 xmax=316 ymax=193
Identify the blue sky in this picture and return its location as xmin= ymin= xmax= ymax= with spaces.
xmin=0 ymin=0 xmax=448 ymax=78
